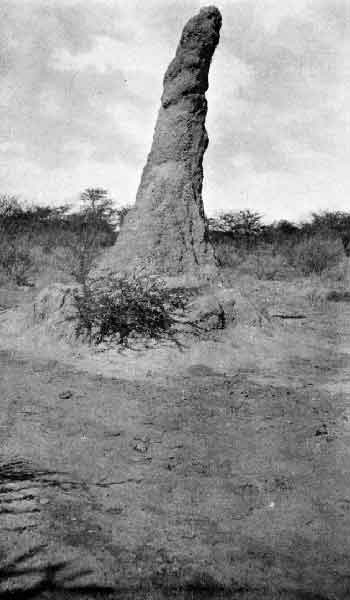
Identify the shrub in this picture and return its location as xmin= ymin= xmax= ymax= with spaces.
xmin=326 ymin=290 xmax=350 ymax=302
xmin=212 ymin=239 xmax=243 ymax=269
xmin=305 ymin=210 xmax=350 ymax=250
xmin=0 ymin=235 xmax=36 ymax=285
xmin=288 ymin=235 xmax=345 ymax=276
xmin=74 ymin=272 xmax=187 ymax=345
xmin=238 ymin=249 xmax=288 ymax=280
xmin=214 ymin=239 xmax=288 ymax=280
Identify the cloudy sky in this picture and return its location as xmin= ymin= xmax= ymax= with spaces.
xmin=1 ymin=0 xmax=349 ymax=222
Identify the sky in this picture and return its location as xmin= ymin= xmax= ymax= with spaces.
xmin=0 ymin=0 xmax=349 ymax=222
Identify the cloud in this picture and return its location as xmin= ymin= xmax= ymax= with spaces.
xmin=209 ymin=0 xmax=349 ymax=171
xmin=198 ymin=0 xmax=350 ymax=220
xmin=0 ymin=0 xmax=145 ymax=170
xmin=0 ymin=0 xmax=349 ymax=220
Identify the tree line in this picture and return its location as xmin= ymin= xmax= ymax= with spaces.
xmin=1 ymin=191 xmax=349 ymax=285
xmin=208 ymin=209 xmax=350 ymax=254
xmin=0 ymin=189 xmax=130 ymax=285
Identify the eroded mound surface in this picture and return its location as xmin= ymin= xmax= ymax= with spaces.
xmin=102 ymin=7 xmax=221 ymax=280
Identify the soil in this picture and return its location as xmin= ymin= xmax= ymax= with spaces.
xmin=1 ymin=286 xmax=350 ymax=599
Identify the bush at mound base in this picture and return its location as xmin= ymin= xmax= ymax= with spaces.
xmin=29 ymin=282 xmax=270 ymax=345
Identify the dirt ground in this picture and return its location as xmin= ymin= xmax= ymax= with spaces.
xmin=1 ymin=282 xmax=350 ymax=599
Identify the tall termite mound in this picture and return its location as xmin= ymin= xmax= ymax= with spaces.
xmin=103 ymin=6 xmax=222 ymax=279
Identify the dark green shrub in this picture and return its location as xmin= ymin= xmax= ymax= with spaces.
xmin=74 ymin=272 xmax=187 ymax=345
xmin=306 ymin=211 xmax=350 ymax=251
xmin=239 ymin=249 xmax=288 ymax=280
xmin=212 ymin=238 xmax=243 ymax=269
xmin=0 ymin=235 xmax=36 ymax=285
xmin=326 ymin=290 xmax=350 ymax=302
xmin=290 ymin=235 xmax=345 ymax=275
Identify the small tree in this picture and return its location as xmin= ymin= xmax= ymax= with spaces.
xmin=80 ymin=188 xmax=116 ymax=226
xmin=115 ymin=204 xmax=132 ymax=230
xmin=0 ymin=194 xmax=21 ymax=219
xmin=66 ymin=188 xmax=118 ymax=284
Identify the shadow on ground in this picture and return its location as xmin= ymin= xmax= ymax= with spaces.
xmin=0 ymin=547 xmax=116 ymax=599
xmin=0 ymin=547 xmax=332 ymax=600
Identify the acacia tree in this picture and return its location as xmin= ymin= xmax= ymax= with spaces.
xmin=308 ymin=211 xmax=350 ymax=252
xmin=0 ymin=194 xmax=21 ymax=219
xmin=80 ymin=188 xmax=116 ymax=226
xmin=79 ymin=188 xmax=131 ymax=232
xmin=209 ymin=209 xmax=264 ymax=249
xmin=0 ymin=195 xmax=35 ymax=285
xmin=66 ymin=188 xmax=118 ymax=284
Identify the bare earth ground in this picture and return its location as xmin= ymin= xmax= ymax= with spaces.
xmin=1 ymin=281 xmax=350 ymax=599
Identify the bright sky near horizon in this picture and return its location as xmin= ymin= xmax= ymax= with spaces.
xmin=1 ymin=0 xmax=349 ymax=222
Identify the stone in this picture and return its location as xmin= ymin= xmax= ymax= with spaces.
xmin=184 ymin=294 xmax=226 ymax=331
xmin=58 ymin=390 xmax=74 ymax=400
xmin=175 ymin=287 xmax=274 ymax=333
xmin=231 ymin=290 xmax=272 ymax=328
xmin=102 ymin=7 xmax=222 ymax=281
xmin=178 ymin=288 xmax=236 ymax=332
xmin=33 ymin=284 xmax=79 ymax=322
xmin=33 ymin=283 xmax=81 ymax=340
